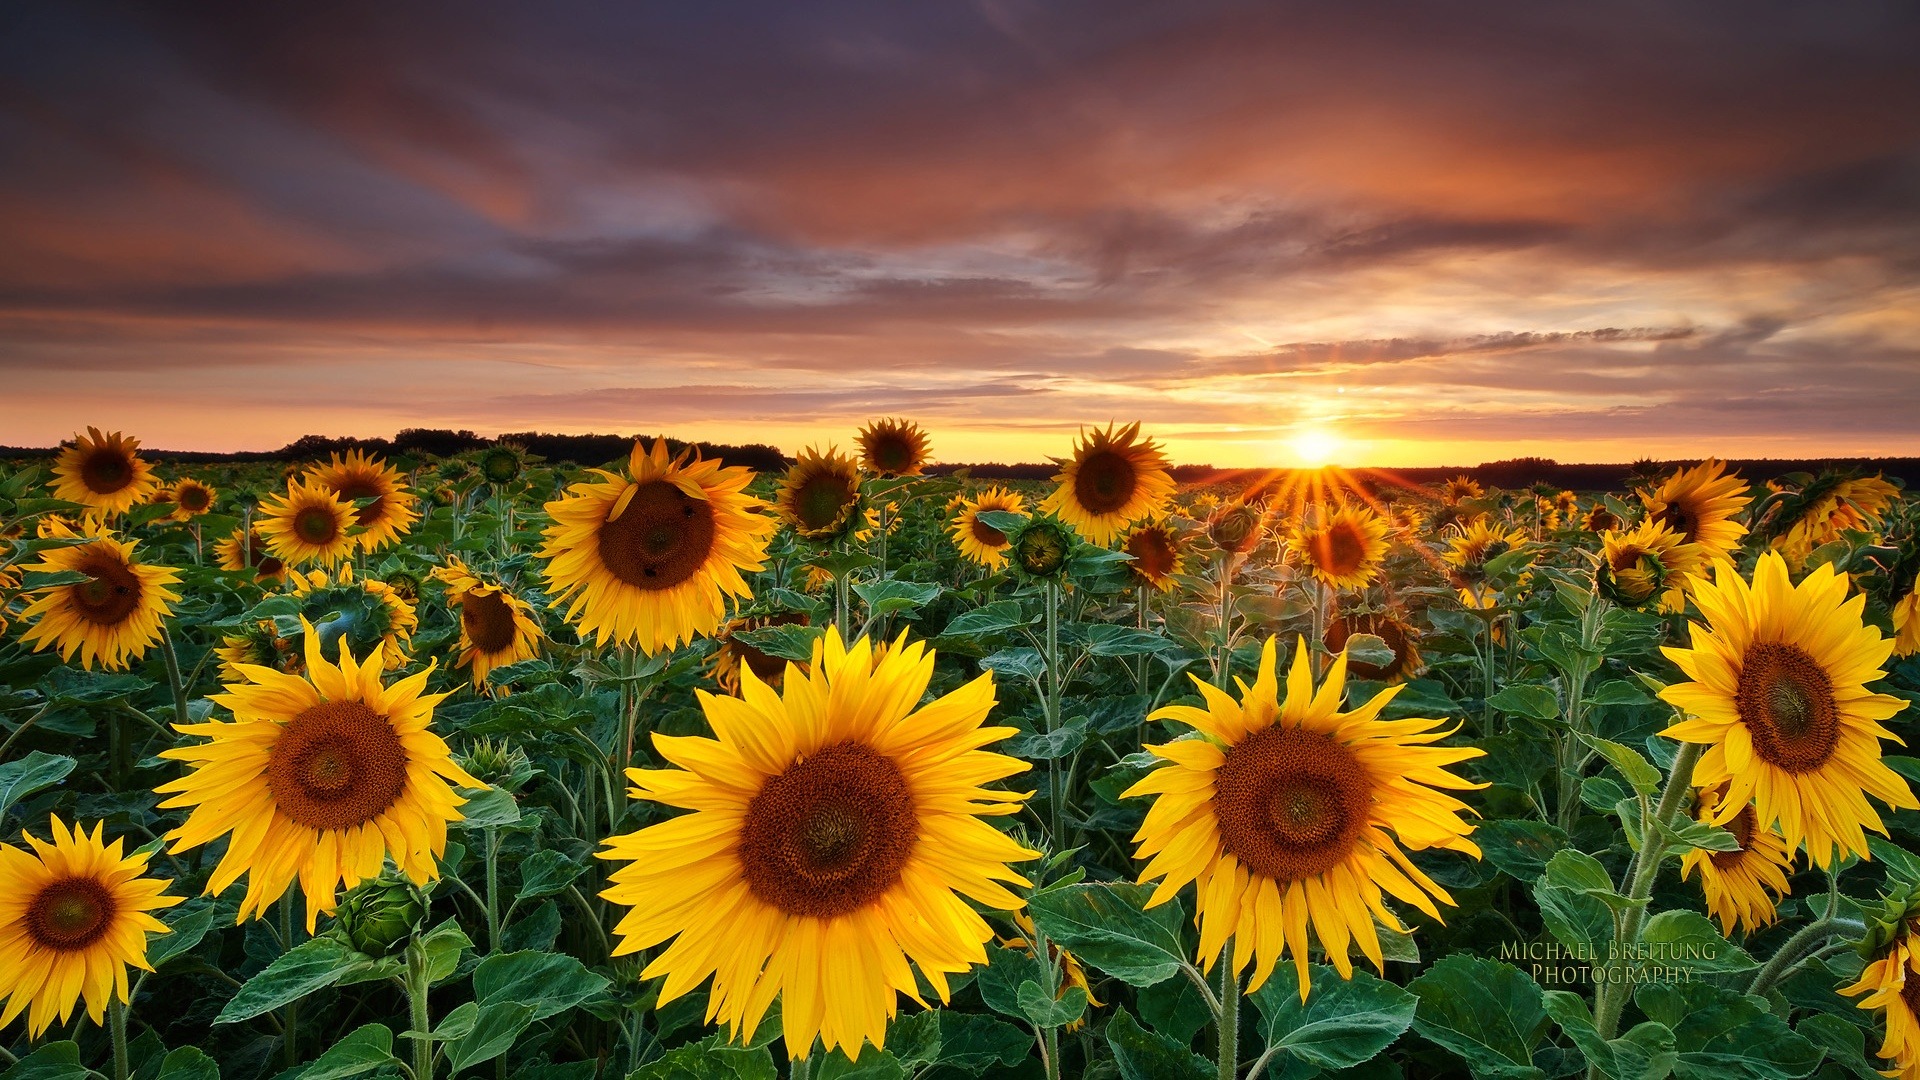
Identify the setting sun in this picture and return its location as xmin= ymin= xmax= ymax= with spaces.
xmin=1290 ymin=426 xmax=1342 ymax=468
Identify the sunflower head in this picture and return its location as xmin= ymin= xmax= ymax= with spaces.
xmin=214 ymin=525 xmax=289 ymax=584
xmin=1208 ymin=501 xmax=1265 ymax=555
xmin=1842 ymin=883 xmax=1920 ymax=1076
xmin=949 ymin=486 xmax=1028 ymax=570
xmin=1442 ymin=519 xmax=1527 ymax=587
xmin=217 ymin=619 xmax=302 ymax=683
xmin=1677 ymin=784 xmax=1793 ymax=936
xmin=0 ymin=817 xmax=182 ymax=1035
xmin=430 ymin=559 xmax=543 ymax=692
xmin=856 ymin=418 xmax=931 ymax=477
xmin=1439 ymin=476 xmax=1483 ymax=506
xmin=1322 ymin=611 xmax=1423 ymax=684
xmin=383 ymin=569 xmax=424 ymax=603
xmin=710 ymin=612 xmax=811 ymax=693
xmin=1640 ymin=459 xmax=1752 ymax=564
xmin=1039 ymin=422 xmax=1176 ymax=545
xmin=479 ymin=444 xmax=528 ymax=486
xmin=306 ymin=449 xmax=421 ymax=552
xmin=329 ymin=872 xmax=429 ymax=956
xmin=1290 ymin=505 xmax=1390 ymax=591
xmin=1584 ymin=504 xmax=1622 ymax=533
xmin=285 ymin=565 xmax=418 ymax=670
xmin=1764 ymin=472 xmax=1901 ymax=566
xmin=457 ymin=736 xmax=537 ymax=793
xmin=599 ymin=630 xmax=1038 ymax=1059
xmin=166 ymin=477 xmax=216 ymax=521
xmin=1121 ymin=520 xmax=1187 ymax=592
xmin=1594 ymin=520 xmax=1693 ymax=608
xmin=257 ymin=479 xmax=360 ymax=567
xmin=17 ymin=519 xmax=182 ymax=671
xmin=540 ymin=438 xmax=776 ymax=652
xmin=1126 ymin=637 xmax=1484 ymax=999
xmin=776 ymin=446 xmax=866 ymax=543
xmin=49 ymin=427 xmax=159 ymax=517
xmin=1010 ymin=517 xmax=1073 ymax=579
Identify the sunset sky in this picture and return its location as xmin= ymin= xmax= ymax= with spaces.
xmin=3 ymin=2 xmax=1918 ymax=467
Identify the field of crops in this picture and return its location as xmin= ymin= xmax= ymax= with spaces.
xmin=2 ymin=423 xmax=1919 ymax=1080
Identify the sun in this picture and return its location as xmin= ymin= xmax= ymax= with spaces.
xmin=1290 ymin=426 xmax=1341 ymax=468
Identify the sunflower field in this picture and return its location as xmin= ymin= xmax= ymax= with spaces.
xmin=4 ymin=423 xmax=1920 ymax=1080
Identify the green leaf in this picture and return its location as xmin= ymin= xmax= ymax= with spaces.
xmin=1250 ymin=962 xmax=1417 ymax=1069
xmin=0 ymin=751 xmax=77 ymax=822
xmin=513 ymin=849 xmax=585 ymax=902
xmin=420 ymin=918 xmax=474 ymax=984
xmin=624 ymin=1036 xmax=776 ymax=1079
xmin=1869 ymin=835 xmax=1920 ymax=882
xmin=1015 ymin=981 xmax=1087 ymax=1029
xmin=813 ymin=1048 xmax=906 ymax=1080
xmin=153 ymin=1049 xmax=218 ymax=1080
xmin=853 ymin=579 xmax=942 ymax=618
xmin=473 ymin=950 xmax=610 ymax=1021
xmin=972 ymin=510 xmax=1028 ymax=534
xmin=1106 ymin=1008 xmax=1211 ymax=1080
xmin=1533 ymin=851 xmax=1620 ymax=956
xmin=938 ymin=600 xmax=1036 ymax=639
xmin=215 ymin=938 xmax=370 ymax=1024
xmin=809 ymin=551 xmax=881 ymax=578
xmin=730 ymin=623 xmax=827 ymax=663
xmin=974 ymin=944 xmax=1049 ymax=1020
xmin=1541 ymin=991 xmax=1675 ymax=1080
xmin=1635 ymin=911 xmax=1755 ymax=975
xmin=980 ymin=647 xmax=1046 ymax=682
xmin=456 ymin=787 xmax=522 ymax=829
xmin=1338 ymin=632 xmax=1397 ymax=671
xmin=1653 ymin=816 xmax=1741 ymax=854
xmin=1587 ymin=680 xmax=1654 ymax=707
xmin=1487 ymin=685 xmax=1560 ymax=722
xmin=1027 ymin=882 xmax=1190 ymax=988
xmin=1139 ymin=975 xmax=1212 ymax=1043
xmin=881 ymin=1011 xmax=941 ymax=1069
xmin=21 ymin=569 xmax=90 ymax=589
xmin=1576 ymin=733 xmax=1661 ymax=795
xmin=1005 ymin=721 xmax=1085 ymax=761
xmin=928 ymin=1011 xmax=1031 ymax=1074
xmin=146 ymin=901 xmax=218 ymax=968
xmin=1477 ymin=820 xmax=1571 ymax=884
xmin=1408 ymin=955 xmax=1550 ymax=1079
xmin=295 ymin=1024 xmax=398 ymax=1080
xmin=1794 ymin=1013 xmax=1883 ymax=1080
xmin=1633 ymin=981 xmax=1821 ymax=1079
xmin=443 ymin=1001 xmax=537 ymax=1075
xmin=1076 ymin=624 xmax=1178 ymax=657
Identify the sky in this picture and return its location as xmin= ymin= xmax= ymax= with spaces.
xmin=2 ymin=1 xmax=1918 ymax=468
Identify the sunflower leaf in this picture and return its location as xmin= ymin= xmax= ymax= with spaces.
xmin=1487 ymin=685 xmax=1561 ymax=722
xmin=291 ymin=1023 xmax=399 ymax=1080
xmin=442 ymin=1000 xmax=536 ymax=1075
xmin=1575 ymin=733 xmax=1661 ymax=795
xmin=1408 ymin=955 xmax=1551 ymax=1079
xmin=214 ymin=938 xmax=370 ymax=1024
xmin=1106 ymin=1008 xmax=1211 ymax=1080
xmin=1016 ymin=982 xmax=1088 ymax=1029
xmin=1541 ymin=991 xmax=1676 ymax=1080
xmin=1632 ymin=980 xmax=1821 ymax=1079
xmin=1251 ymin=962 xmax=1418 ymax=1069
xmin=0 ymin=750 xmax=76 ymax=824
xmin=1027 ymin=882 xmax=1189 ymax=988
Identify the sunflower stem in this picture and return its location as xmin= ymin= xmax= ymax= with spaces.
xmin=1215 ymin=553 xmax=1236 ymax=684
xmin=484 ymin=826 xmax=502 ymax=954
xmin=1216 ymin=945 xmax=1240 ymax=1080
xmin=1592 ymin=738 xmax=1701 ymax=1042
xmin=1044 ymin=579 xmax=1065 ymax=847
xmin=1748 ymin=875 xmax=1854 ymax=997
xmin=108 ymin=999 xmax=129 ymax=1080
xmin=406 ymin=939 xmax=433 ymax=1080
xmin=281 ymin=898 xmax=300 ymax=1066
xmin=161 ymin=623 xmax=190 ymax=728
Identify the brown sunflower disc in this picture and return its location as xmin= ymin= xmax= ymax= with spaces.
xmin=597 ymin=480 xmax=718 ymax=591
xmin=1074 ymin=449 xmax=1137 ymax=514
xmin=1735 ymin=641 xmax=1839 ymax=773
xmin=739 ymin=741 xmax=917 ymax=919
xmin=70 ymin=551 xmax=142 ymax=626
xmin=1710 ymin=804 xmax=1757 ymax=870
xmin=331 ymin=476 xmax=389 ymax=526
xmin=461 ymin=590 xmax=519 ymax=653
xmin=294 ymin=505 xmax=343 ymax=546
xmin=971 ymin=515 xmax=1008 ymax=547
xmin=81 ymin=448 xmax=134 ymax=495
xmin=1312 ymin=522 xmax=1366 ymax=578
xmin=26 ymin=877 xmax=117 ymax=952
xmin=1125 ymin=528 xmax=1176 ymax=580
xmin=793 ymin=473 xmax=856 ymax=533
xmin=1212 ymin=726 xmax=1370 ymax=882
xmin=266 ymin=701 xmax=410 ymax=830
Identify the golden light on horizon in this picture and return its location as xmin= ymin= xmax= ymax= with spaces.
xmin=1289 ymin=425 xmax=1343 ymax=469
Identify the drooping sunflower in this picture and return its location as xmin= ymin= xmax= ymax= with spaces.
xmin=305 ymin=449 xmax=421 ymax=553
xmin=599 ymin=631 xmax=1038 ymax=1059
xmin=164 ymin=477 xmax=216 ymax=522
xmin=855 ymin=418 xmax=931 ymax=477
xmin=1040 ymin=423 xmax=1176 ymax=546
xmin=1658 ymin=553 xmax=1916 ymax=868
xmin=257 ymin=479 xmax=360 ymax=567
xmin=1641 ymin=459 xmax=1752 ymax=568
xmin=0 ymin=818 xmax=181 ymax=1036
xmin=1894 ymin=570 xmax=1920 ymax=659
xmin=286 ymin=565 xmax=418 ymax=670
xmin=216 ymin=619 xmax=302 ymax=683
xmin=541 ymin=438 xmax=777 ymax=652
xmin=1584 ymin=504 xmax=1622 ymax=533
xmin=708 ymin=612 xmax=810 ymax=693
xmin=1442 ymin=519 xmax=1527 ymax=588
xmin=776 ymin=446 xmax=866 ymax=543
xmin=1438 ymin=476 xmax=1483 ymax=506
xmin=1552 ymin=491 xmax=1578 ymax=520
xmin=999 ymin=909 xmax=1103 ymax=1033
xmin=1594 ymin=520 xmax=1696 ymax=609
xmin=429 ymin=558 xmax=543 ymax=692
xmin=1768 ymin=474 xmax=1901 ymax=567
xmin=949 ymin=486 xmax=1027 ymax=570
xmin=16 ymin=520 xmax=181 ymax=671
xmin=1122 ymin=520 xmax=1188 ymax=592
xmin=1841 ymin=886 xmax=1920 ymax=1078
xmin=48 ymin=428 xmax=159 ymax=518
xmin=1387 ymin=503 xmax=1426 ymax=538
xmin=1125 ymin=637 xmax=1483 ymax=998
xmin=156 ymin=621 xmax=484 ymax=929
xmin=1323 ymin=611 xmax=1424 ymax=684
xmin=213 ymin=525 xmax=290 ymax=585
xmin=1290 ymin=505 xmax=1390 ymax=591
xmin=1678 ymin=784 xmax=1791 ymax=937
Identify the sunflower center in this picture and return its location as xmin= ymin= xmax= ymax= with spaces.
xmin=295 ymin=505 xmax=342 ymax=545
xmin=1314 ymin=523 xmax=1366 ymax=576
xmin=267 ymin=701 xmax=410 ymax=830
xmin=1213 ymin=726 xmax=1370 ymax=882
xmin=178 ymin=485 xmax=210 ymax=512
xmin=70 ymin=552 xmax=142 ymax=626
xmin=1480 ymin=539 xmax=1510 ymax=565
xmin=461 ymin=590 xmax=518 ymax=653
xmin=1710 ymin=804 xmax=1757 ymax=870
xmin=80 ymin=449 xmax=134 ymax=495
xmin=971 ymin=516 xmax=1008 ymax=547
xmin=333 ymin=479 xmax=387 ymax=526
xmin=794 ymin=474 xmax=856 ymax=532
xmin=27 ymin=877 xmax=116 ymax=951
xmin=598 ymin=480 xmax=717 ymax=591
xmin=739 ymin=741 xmax=917 ymax=919
xmin=1127 ymin=529 xmax=1176 ymax=580
xmin=1074 ymin=449 xmax=1138 ymax=515
xmin=1903 ymin=965 xmax=1920 ymax=1019
xmin=871 ymin=435 xmax=914 ymax=473
xmin=1655 ymin=503 xmax=1693 ymax=542
xmin=1735 ymin=641 xmax=1839 ymax=773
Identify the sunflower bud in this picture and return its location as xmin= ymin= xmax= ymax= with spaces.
xmin=1011 ymin=519 xmax=1071 ymax=578
xmin=1207 ymin=502 xmax=1263 ymax=555
xmin=458 ymin=736 xmax=535 ymax=793
xmin=330 ymin=873 xmax=428 ymax=956
xmin=1859 ymin=879 xmax=1920 ymax=959
xmin=383 ymin=569 xmax=424 ymax=603
xmin=1596 ymin=548 xmax=1667 ymax=608
xmin=479 ymin=446 xmax=524 ymax=485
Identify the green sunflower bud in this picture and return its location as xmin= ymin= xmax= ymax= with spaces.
xmin=1859 ymin=878 xmax=1920 ymax=959
xmin=1207 ymin=502 xmax=1264 ymax=555
xmin=479 ymin=446 xmax=524 ymax=485
xmin=1011 ymin=519 xmax=1071 ymax=579
xmin=331 ymin=873 xmax=428 ymax=956
xmin=458 ymin=736 xmax=535 ymax=793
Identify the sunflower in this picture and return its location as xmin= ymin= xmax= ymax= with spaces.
xmin=1594 ymin=520 xmax=1695 ymax=609
xmin=856 ymin=418 xmax=931 ymax=477
xmin=1438 ymin=476 xmax=1483 ymax=506
xmin=162 ymin=477 xmax=217 ymax=522
xmin=0 ymin=564 xmax=18 ymax=637
xmin=217 ymin=620 xmax=302 ymax=683
xmin=1290 ymin=505 xmax=1390 ymax=591
xmin=949 ymin=486 xmax=1027 ymax=570
xmin=1553 ymin=491 xmax=1578 ymax=519
xmin=1584 ymin=504 xmax=1622 ymax=533
xmin=708 ymin=612 xmax=810 ymax=693
xmin=1658 ymin=553 xmax=1915 ymax=869
xmin=1641 ymin=459 xmax=1751 ymax=568
xmin=541 ymin=438 xmax=776 ymax=652
xmin=1677 ymin=785 xmax=1791 ymax=937
xmin=998 ymin=909 xmax=1103 ymax=1033
xmin=1769 ymin=474 xmax=1900 ymax=566
xmin=429 ymin=559 xmax=543 ymax=692
xmin=1841 ymin=892 xmax=1920 ymax=1078
xmin=16 ymin=520 xmax=181 ymax=671
xmin=283 ymin=565 xmax=418 ymax=670
xmin=1040 ymin=423 xmax=1176 ymax=546
xmin=48 ymin=428 xmax=159 ymax=518
xmin=1894 ymin=571 xmax=1920 ymax=659
xmin=1387 ymin=504 xmax=1426 ymax=537
xmin=0 ymin=818 xmax=181 ymax=1036
xmin=776 ymin=446 xmax=865 ymax=543
xmin=1442 ymin=519 xmax=1527 ymax=588
xmin=1125 ymin=637 xmax=1483 ymax=998
xmin=156 ymin=621 xmax=484 ymax=930
xmin=305 ymin=450 xmax=420 ymax=553
xmin=214 ymin=525 xmax=290 ymax=585
xmin=1208 ymin=501 xmax=1265 ymax=556
xmin=1323 ymin=611 xmax=1423 ymax=684
xmin=598 ymin=631 xmax=1038 ymax=1059
xmin=1122 ymin=520 xmax=1187 ymax=592
xmin=478 ymin=443 xmax=528 ymax=487
xmin=257 ymin=479 xmax=359 ymax=567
